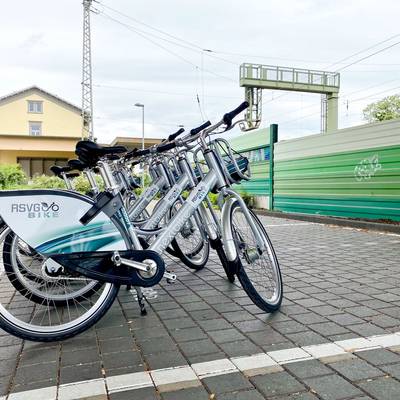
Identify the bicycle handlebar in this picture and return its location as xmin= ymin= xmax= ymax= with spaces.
xmin=125 ymin=102 xmax=249 ymax=160
xmin=131 ymin=148 xmax=150 ymax=157
xmin=190 ymin=121 xmax=211 ymax=136
xmin=223 ymin=101 xmax=249 ymax=127
xmin=157 ymin=141 xmax=176 ymax=153
xmin=168 ymin=127 xmax=185 ymax=141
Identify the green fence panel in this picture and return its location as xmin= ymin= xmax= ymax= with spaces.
xmin=230 ymin=128 xmax=272 ymax=198
xmin=273 ymin=119 xmax=400 ymax=221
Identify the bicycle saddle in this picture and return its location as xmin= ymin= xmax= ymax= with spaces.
xmin=76 ymin=141 xmax=127 ymax=157
xmin=50 ymin=165 xmax=72 ymax=177
xmin=68 ymin=159 xmax=87 ymax=171
xmin=76 ymin=141 xmax=127 ymax=167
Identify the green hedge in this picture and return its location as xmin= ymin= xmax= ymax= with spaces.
xmin=0 ymin=165 xmax=255 ymax=207
xmin=0 ymin=164 xmax=104 ymax=193
xmin=0 ymin=164 xmax=27 ymax=189
xmin=28 ymin=174 xmax=104 ymax=193
xmin=29 ymin=175 xmax=65 ymax=189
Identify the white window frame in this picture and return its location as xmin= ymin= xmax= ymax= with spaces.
xmin=29 ymin=121 xmax=42 ymax=136
xmin=27 ymin=100 xmax=43 ymax=114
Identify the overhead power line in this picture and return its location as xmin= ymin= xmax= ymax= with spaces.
xmin=278 ymin=84 xmax=400 ymax=126
xmin=93 ymin=1 xmax=400 ymax=129
xmin=95 ymin=1 xmax=400 ymax=68
xmin=94 ymin=2 xmax=238 ymax=67
xmin=93 ymin=83 xmax=238 ymax=99
xmin=262 ymin=33 xmax=400 ymax=108
xmin=334 ymin=39 xmax=400 ymax=72
xmin=94 ymin=10 xmax=236 ymax=83
xmin=94 ymin=0 xmax=203 ymax=51
xmin=270 ymin=77 xmax=400 ymax=121
xmin=327 ymin=33 xmax=400 ymax=70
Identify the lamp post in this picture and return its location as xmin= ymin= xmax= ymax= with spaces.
xmin=134 ymin=103 xmax=145 ymax=187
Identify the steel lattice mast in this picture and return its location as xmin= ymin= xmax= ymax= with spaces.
xmin=82 ymin=0 xmax=94 ymax=140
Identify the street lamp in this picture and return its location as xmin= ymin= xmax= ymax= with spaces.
xmin=134 ymin=103 xmax=145 ymax=187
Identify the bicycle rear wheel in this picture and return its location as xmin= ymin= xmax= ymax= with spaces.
xmin=0 ymin=230 xmax=119 ymax=342
xmin=169 ymin=201 xmax=209 ymax=270
xmin=229 ymin=201 xmax=282 ymax=312
xmin=2 ymin=229 xmax=103 ymax=306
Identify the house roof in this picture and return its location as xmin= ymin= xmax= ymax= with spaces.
xmin=0 ymin=86 xmax=82 ymax=113
xmin=110 ymin=136 xmax=162 ymax=149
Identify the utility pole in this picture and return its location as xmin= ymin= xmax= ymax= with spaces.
xmin=134 ymin=103 xmax=145 ymax=187
xmin=82 ymin=0 xmax=94 ymax=140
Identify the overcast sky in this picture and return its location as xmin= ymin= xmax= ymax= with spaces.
xmin=1 ymin=0 xmax=399 ymax=143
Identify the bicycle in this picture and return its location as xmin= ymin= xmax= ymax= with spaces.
xmin=0 ymin=101 xmax=282 ymax=342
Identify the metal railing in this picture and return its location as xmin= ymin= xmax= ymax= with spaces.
xmin=240 ymin=63 xmax=340 ymax=88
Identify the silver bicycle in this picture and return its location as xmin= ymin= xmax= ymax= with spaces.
xmin=0 ymin=101 xmax=282 ymax=342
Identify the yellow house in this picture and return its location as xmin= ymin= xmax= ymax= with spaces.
xmin=0 ymin=86 xmax=85 ymax=177
xmin=0 ymin=86 xmax=164 ymax=177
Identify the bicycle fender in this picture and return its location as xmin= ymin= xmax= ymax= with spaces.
xmin=221 ymin=196 xmax=238 ymax=262
xmin=0 ymin=190 xmax=127 ymax=255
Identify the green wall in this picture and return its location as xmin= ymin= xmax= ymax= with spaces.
xmin=235 ymin=161 xmax=270 ymax=196
xmin=273 ymin=119 xmax=400 ymax=221
xmin=229 ymin=128 xmax=270 ymax=197
xmin=226 ymin=119 xmax=400 ymax=221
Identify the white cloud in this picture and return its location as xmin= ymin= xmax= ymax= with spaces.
xmin=0 ymin=0 xmax=399 ymax=143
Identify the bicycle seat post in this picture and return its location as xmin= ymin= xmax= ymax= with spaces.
xmin=97 ymin=160 xmax=119 ymax=195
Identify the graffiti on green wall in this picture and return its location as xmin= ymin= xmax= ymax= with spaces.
xmin=354 ymin=154 xmax=382 ymax=182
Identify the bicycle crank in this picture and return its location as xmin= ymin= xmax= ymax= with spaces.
xmin=50 ymin=249 xmax=165 ymax=287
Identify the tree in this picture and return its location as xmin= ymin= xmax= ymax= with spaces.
xmin=363 ymin=94 xmax=400 ymax=123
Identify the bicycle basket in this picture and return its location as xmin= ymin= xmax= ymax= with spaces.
xmin=211 ymin=138 xmax=251 ymax=184
xmin=192 ymin=147 xmax=209 ymax=182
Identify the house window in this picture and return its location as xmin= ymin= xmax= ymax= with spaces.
xmin=29 ymin=121 xmax=42 ymax=136
xmin=18 ymin=158 xmax=68 ymax=177
xmin=28 ymin=100 xmax=43 ymax=113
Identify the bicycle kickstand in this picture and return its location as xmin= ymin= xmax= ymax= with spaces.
xmin=135 ymin=286 xmax=147 ymax=316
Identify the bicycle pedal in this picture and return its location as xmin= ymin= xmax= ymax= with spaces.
xmin=165 ymin=270 xmax=177 ymax=284
xmin=140 ymin=307 xmax=147 ymax=316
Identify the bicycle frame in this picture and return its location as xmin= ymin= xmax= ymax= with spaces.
xmin=147 ymin=147 xmax=265 ymax=258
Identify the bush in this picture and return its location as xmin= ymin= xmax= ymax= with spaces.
xmin=241 ymin=192 xmax=254 ymax=209
xmin=134 ymin=187 xmax=144 ymax=196
xmin=73 ymin=174 xmax=104 ymax=194
xmin=28 ymin=174 xmax=105 ymax=194
xmin=0 ymin=164 xmax=27 ymax=189
xmin=208 ymin=192 xmax=219 ymax=207
xmin=30 ymin=175 xmax=65 ymax=189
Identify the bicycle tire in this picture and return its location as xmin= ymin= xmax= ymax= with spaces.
xmin=169 ymin=202 xmax=209 ymax=270
xmin=3 ymin=230 xmax=103 ymax=306
xmin=230 ymin=202 xmax=283 ymax=312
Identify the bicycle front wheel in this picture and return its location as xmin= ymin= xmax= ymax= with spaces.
xmin=230 ymin=201 xmax=282 ymax=312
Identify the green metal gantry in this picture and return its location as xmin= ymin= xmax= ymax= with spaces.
xmin=239 ymin=63 xmax=340 ymax=133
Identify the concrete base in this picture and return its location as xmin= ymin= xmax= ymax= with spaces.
xmin=255 ymin=209 xmax=400 ymax=234
xmin=253 ymin=196 xmax=269 ymax=210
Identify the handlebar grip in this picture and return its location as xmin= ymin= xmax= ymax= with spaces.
xmin=190 ymin=121 xmax=211 ymax=136
xmin=168 ymin=127 xmax=185 ymax=141
xmin=133 ymin=148 xmax=151 ymax=157
xmin=223 ymin=101 xmax=249 ymax=126
xmin=126 ymin=147 xmax=144 ymax=159
xmin=157 ymin=141 xmax=177 ymax=153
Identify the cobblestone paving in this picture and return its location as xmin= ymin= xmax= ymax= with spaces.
xmin=1 ymin=216 xmax=400 ymax=399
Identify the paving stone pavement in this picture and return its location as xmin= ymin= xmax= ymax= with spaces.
xmin=1 ymin=216 xmax=400 ymax=399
